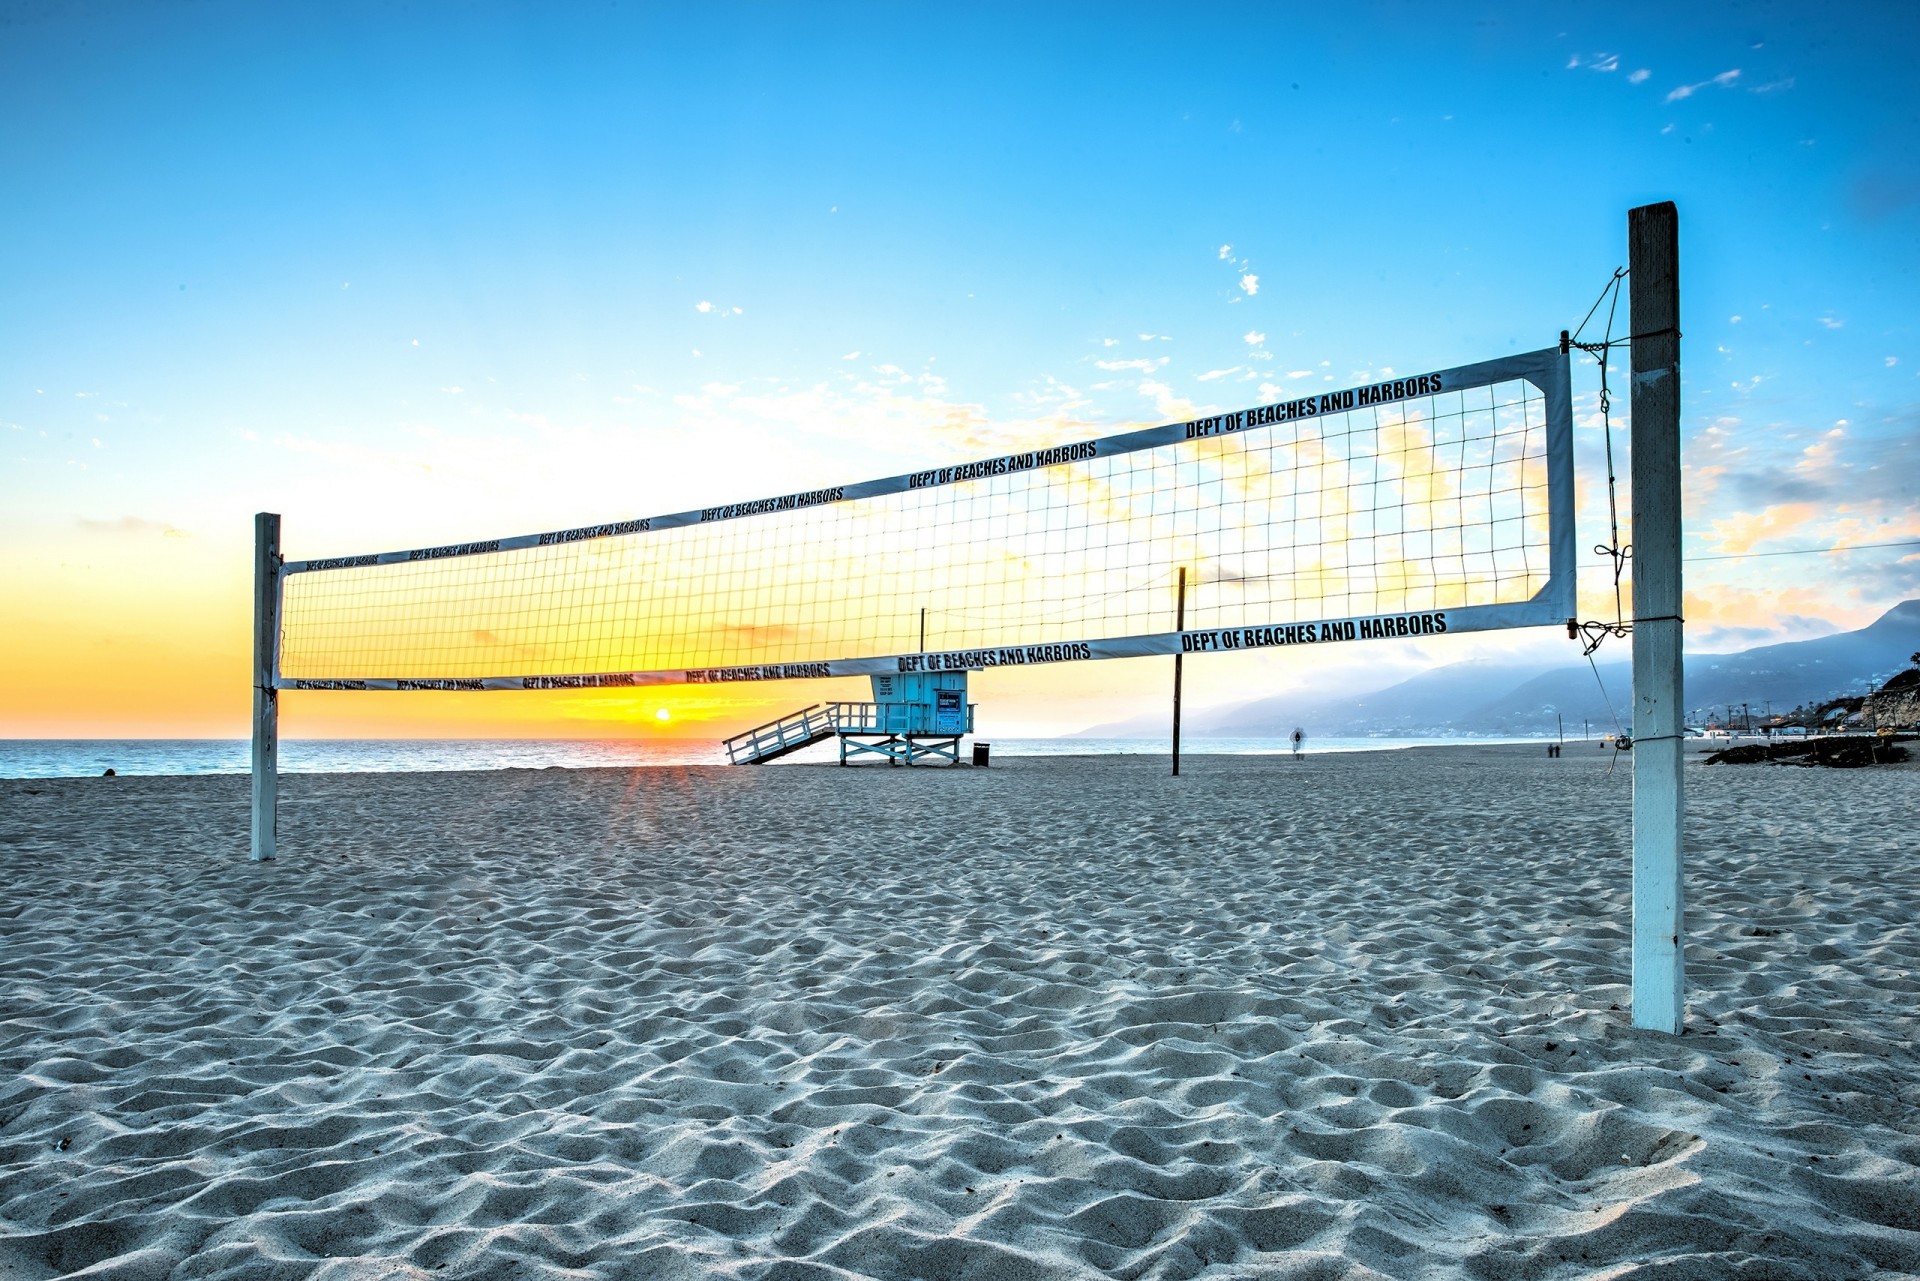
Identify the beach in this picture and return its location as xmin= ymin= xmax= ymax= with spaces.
xmin=2 ymin=745 xmax=1916 ymax=1279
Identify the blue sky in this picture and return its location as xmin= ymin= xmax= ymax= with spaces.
xmin=3 ymin=2 xmax=1916 ymax=736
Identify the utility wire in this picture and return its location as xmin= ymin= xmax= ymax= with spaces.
xmin=1685 ymin=539 xmax=1920 ymax=564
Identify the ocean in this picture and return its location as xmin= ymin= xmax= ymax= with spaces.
xmin=0 ymin=735 xmax=1549 ymax=780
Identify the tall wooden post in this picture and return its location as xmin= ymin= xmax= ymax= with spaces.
xmin=1629 ymin=203 xmax=1684 ymax=1033
xmin=251 ymin=512 xmax=281 ymax=862
xmin=1172 ymin=567 xmax=1186 ymax=777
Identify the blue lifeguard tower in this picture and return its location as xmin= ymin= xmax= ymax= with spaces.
xmin=832 ymin=671 xmax=974 ymax=765
xmin=722 ymin=671 xmax=976 ymax=765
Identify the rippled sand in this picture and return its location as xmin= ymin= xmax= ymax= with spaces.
xmin=2 ymin=746 xmax=1916 ymax=1279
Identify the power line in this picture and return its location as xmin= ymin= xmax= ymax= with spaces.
xmin=1684 ymin=538 xmax=1920 ymax=564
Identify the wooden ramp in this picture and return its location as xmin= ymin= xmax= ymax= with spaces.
xmin=723 ymin=705 xmax=837 ymax=764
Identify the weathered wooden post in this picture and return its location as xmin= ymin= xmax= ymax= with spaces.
xmin=251 ymin=512 xmax=281 ymax=862
xmin=1171 ymin=567 xmax=1186 ymax=777
xmin=1629 ymin=203 xmax=1684 ymax=1032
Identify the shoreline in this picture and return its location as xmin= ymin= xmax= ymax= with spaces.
xmin=7 ymin=732 xmax=1913 ymax=783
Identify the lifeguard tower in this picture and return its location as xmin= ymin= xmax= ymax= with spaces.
xmin=832 ymin=671 xmax=974 ymax=765
xmin=722 ymin=671 xmax=976 ymax=765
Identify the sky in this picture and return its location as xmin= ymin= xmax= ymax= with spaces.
xmin=3 ymin=0 xmax=1916 ymax=740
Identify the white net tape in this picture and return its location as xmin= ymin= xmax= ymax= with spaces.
xmin=277 ymin=348 xmax=1572 ymax=689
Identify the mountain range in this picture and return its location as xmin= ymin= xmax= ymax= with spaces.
xmin=1076 ymin=599 xmax=1920 ymax=738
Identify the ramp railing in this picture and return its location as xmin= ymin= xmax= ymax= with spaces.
xmin=723 ymin=704 xmax=835 ymax=764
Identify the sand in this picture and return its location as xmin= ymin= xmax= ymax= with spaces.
xmin=2 ymin=744 xmax=1916 ymax=1280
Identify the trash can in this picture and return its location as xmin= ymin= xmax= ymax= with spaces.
xmin=972 ymin=741 xmax=991 ymax=767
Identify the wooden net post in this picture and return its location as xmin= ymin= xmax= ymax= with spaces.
xmin=1628 ymin=203 xmax=1685 ymax=1032
xmin=251 ymin=512 xmax=281 ymax=862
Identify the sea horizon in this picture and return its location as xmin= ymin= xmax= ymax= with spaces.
xmin=0 ymin=733 xmax=1570 ymax=780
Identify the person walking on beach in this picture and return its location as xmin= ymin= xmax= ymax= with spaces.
xmin=1290 ymin=727 xmax=1305 ymax=761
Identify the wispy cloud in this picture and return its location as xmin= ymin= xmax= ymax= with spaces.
xmin=1666 ymin=69 xmax=1740 ymax=102
xmin=1096 ymin=357 xmax=1169 ymax=373
xmin=1682 ymin=583 xmax=1871 ymax=650
xmin=1218 ymin=243 xmax=1257 ymax=301
xmin=1009 ymin=374 xmax=1084 ymax=414
xmin=1676 ymin=405 xmax=1920 ymax=643
xmin=1243 ymin=330 xmax=1266 ymax=347
xmin=76 ymin=515 xmax=189 ymax=539
xmin=1703 ymin=415 xmax=1915 ymax=512
xmin=1196 ymin=367 xmax=1240 ymax=382
xmin=1629 ymin=68 xmax=1650 ymax=84
xmin=1136 ymin=379 xmax=1192 ymax=420
xmin=1706 ymin=501 xmax=1822 ymax=555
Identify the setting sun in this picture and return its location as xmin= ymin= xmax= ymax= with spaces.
xmin=654 ymin=709 xmax=671 ymax=722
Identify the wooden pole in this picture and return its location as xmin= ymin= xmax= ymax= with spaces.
xmin=1172 ymin=567 xmax=1186 ymax=777
xmin=251 ymin=512 xmax=281 ymax=862
xmin=1628 ymin=202 xmax=1684 ymax=1033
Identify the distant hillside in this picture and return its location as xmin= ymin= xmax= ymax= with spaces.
xmin=1075 ymin=599 xmax=1920 ymax=738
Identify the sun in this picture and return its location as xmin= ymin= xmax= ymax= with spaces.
xmin=654 ymin=708 xmax=671 ymax=722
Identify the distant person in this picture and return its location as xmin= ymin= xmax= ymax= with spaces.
xmin=1290 ymin=727 xmax=1305 ymax=761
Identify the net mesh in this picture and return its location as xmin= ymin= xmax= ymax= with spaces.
xmin=279 ymin=377 xmax=1551 ymax=680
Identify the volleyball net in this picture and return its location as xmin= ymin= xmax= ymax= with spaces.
xmin=273 ymin=346 xmax=1573 ymax=690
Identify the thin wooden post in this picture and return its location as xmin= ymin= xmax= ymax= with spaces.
xmin=1172 ymin=567 xmax=1186 ymax=777
xmin=251 ymin=512 xmax=281 ymax=862
xmin=1629 ymin=202 xmax=1684 ymax=1033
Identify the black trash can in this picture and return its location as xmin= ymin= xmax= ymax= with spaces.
xmin=972 ymin=741 xmax=991 ymax=767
